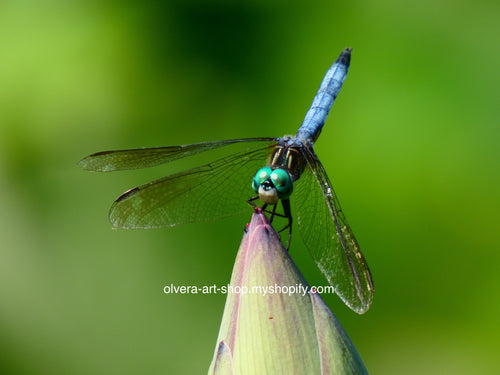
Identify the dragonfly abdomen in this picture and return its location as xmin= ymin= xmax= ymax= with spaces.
xmin=296 ymin=48 xmax=351 ymax=143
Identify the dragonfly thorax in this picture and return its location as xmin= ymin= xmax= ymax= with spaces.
xmin=270 ymin=142 xmax=307 ymax=182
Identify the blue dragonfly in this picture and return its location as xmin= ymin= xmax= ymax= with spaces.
xmin=79 ymin=48 xmax=374 ymax=314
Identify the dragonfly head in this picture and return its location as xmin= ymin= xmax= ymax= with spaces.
xmin=252 ymin=167 xmax=293 ymax=204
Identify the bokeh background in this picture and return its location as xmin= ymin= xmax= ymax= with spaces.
xmin=1 ymin=1 xmax=498 ymax=374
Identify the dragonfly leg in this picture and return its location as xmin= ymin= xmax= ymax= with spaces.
xmin=247 ymin=196 xmax=291 ymax=248
xmin=247 ymin=195 xmax=259 ymax=208
xmin=269 ymin=203 xmax=277 ymax=223
xmin=261 ymin=203 xmax=287 ymax=221
xmin=277 ymin=199 xmax=292 ymax=250
xmin=247 ymin=197 xmax=286 ymax=219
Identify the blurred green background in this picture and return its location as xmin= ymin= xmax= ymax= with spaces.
xmin=1 ymin=0 xmax=498 ymax=374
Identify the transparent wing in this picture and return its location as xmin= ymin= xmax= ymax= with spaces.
xmin=294 ymin=145 xmax=374 ymax=314
xmin=78 ymin=138 xmax=277 ymax=172
xmin=108 ymin=142 xmax=277 ymax=228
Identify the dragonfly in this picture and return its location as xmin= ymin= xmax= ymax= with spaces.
xmin=79 ymin=48 xmax=374 ymax=314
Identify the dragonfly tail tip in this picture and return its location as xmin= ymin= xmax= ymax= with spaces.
xmin=337 ymin=48 xmax=352 ymax=66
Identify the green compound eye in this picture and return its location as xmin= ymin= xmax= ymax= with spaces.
xmin=252 ymin=167 xmax=272 ymax=193
xmin=270 ymin=169 xmax=293 ymax=199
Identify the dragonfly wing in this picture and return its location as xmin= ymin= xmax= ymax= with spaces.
xmin=294 ymin=145 xmax=374 ymax=314
xmin=79 ymin=138 xmax=277 ymax=172
xmin=109 ymin=142 xmax=277 ymax=228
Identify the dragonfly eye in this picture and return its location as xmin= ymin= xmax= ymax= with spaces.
xmin=252 ymin=167 xmax=273 ymax=193
xmin=252 ymin=167 xmax=293 ymax=203
xmin=270 ymin=169 xmax=293 ymax=199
